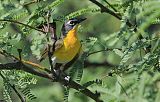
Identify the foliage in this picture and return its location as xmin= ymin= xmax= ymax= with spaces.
xmin=0 ymin=0 xmax=159 ymax=102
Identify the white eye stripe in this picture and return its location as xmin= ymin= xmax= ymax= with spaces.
xmin=67 ymin=20 xmax=76 ymax=25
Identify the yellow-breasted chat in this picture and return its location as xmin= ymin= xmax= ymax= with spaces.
xmin=40 ymin=18 xmax=86 ymax=71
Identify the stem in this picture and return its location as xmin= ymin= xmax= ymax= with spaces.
xmin=87 ymin=48 xmax=122 ymax=57
xmin=23 ymin=0 xmax=37 ymax=6
xmin=89 ymin=0 xmax=134 ymax=27
xmin=0 ymin=19 xmax=46 ymax=33
xmin=102 ymin=0 xmax=118 ymax=12
xmin=89 ymin=0 xmax=121 ymax=20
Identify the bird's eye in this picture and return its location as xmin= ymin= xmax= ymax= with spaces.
xmin=69 ymin=21 xmax=75 ymax=25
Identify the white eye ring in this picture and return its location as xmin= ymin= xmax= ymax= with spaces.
xmin=67 ymin=20 xmax=75 ymax=25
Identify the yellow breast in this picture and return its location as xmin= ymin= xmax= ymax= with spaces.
xmin=54 ymin=28 xmax=81 ymax=63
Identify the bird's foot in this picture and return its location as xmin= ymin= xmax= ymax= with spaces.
xmin=53 ymin=69 xmax=71 ymax=84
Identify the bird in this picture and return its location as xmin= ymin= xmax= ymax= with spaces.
xmin=40 ymin=18 xmax=86 ymax=71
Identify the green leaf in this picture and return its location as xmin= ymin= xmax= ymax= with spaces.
xmin=113 ymin=49 xmax=124 ymax=57
xmin=63 ymin=87 xmax=69 ymax=102
xmin=66 ymin=7 xmax=100 ymax=19
xmin=21 ymin=87 xmax=37 ymax=100
xmin=3 ymin=82 xmax=12 ymax=102
xmin=48 ymin=0 xmax=64 ymax=9
xmin=114 ymin=76 xmax=121 ymax=96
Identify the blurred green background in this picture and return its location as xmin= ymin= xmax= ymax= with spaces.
xmin=0 ymin=0 xmax=160 ymax=102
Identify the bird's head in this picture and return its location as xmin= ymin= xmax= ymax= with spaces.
xmin=61 ymin=18 xmax=86 ymax=36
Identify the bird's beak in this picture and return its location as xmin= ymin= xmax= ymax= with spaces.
xmin=77 ymin=18 xmax=87 ymax=23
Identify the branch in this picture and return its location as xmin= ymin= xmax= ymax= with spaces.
xmin=89 ymin=0 xmax=121 ymax=20
xmin=87 ymin=48 xmax=122 ymax=57
xmin=0 ymin=19 xmax=46 ymax=33
xmin=0 ymin=50 xmax=50 ymax=72
xmin=102 ymin=0 xmax=118 ymax=12
xmin=89 ymin=0 xmax=134 ymax=27
xmin=84 ymin=61 xmax=117 ymax=68
xmin=0 ymin=62 xmax=53 ymax=80
xmin=84 ymin=48 xmax=121 ymax=68
xmin=0 ymin=49 xmax=103 ymax=102
xmin=0 ymin=62 xmax=102 ymax=102
xmin=22 ymin=0 xmax=44 ymax=6
xmin=90 ymin=0 xmax=149 ymax=56
xmin=23 ymin=0 xmax=38 ymax=6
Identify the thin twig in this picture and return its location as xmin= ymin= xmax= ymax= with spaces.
xmin=0 ymin=19 xmax=46 ymax=33
xmin=89 ymin=0 xmax=121 ymax=20
xmin=102 ymin=0 xmax=118 ymax=12
xmin=0 ymin=49 xmax=50 ymax=72
xmin=0 ymin=73 xmax=26 ymax=102
xmin=87 ymin=48 xmax=122 ymax=57
xmin=23 ymin=0 xmax=38 ymax=6
xmin=117 ymin=81 xmax=129 ymax=97
xmin=45 ymin=10 xmax=57 ymax=76
xmin=48 ymin=45 xmax=57 ymax=77
xmin=84 ymin=60 xmax=117 ymax=68
xmin=0 ymin=50 xmax=19 ymax=60
xmin=89 ymin=0 xmax=134 ymax=27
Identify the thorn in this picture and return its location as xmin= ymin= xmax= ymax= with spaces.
xmin=17 ymin=49 xmax=22 ymax=61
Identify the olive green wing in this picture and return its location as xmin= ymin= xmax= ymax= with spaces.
xmin=54 ymin=39 xmax=64 ymax=50
xmin=39 ymin=39 xmax=64 ymax=62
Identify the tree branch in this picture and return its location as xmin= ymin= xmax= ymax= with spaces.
xmin=102 ymin=0 xmax=118 ymax=12
xmin=0 ymin=50 xmax=50 ymax=72
xmin=0 ymin=62 xmax=53 ymax=80
xmin=84 ymin=61 xmax=117 ymax=68
xmin=23 ymin=0 xmax=39 ymax=6
xmin=87 ymin=48 xmax=122 ymax=57
xmin=0 ymin=49 xmax=102 ymax=102
xmin=0 ymin=19 xmax=46 ymax=33
xmin=89 ymin=0 xmax=121 ymax=20
xmin=0 ymin=62 xmax=102 ymax=102
xmin=89 ymin=0 xmax=134 ymax=27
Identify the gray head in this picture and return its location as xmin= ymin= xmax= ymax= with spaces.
xmin=61 ymin=18 xmax=86 ymax=36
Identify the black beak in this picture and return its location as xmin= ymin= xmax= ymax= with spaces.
xmin=77 ymin=18 xmax=87 ymax=23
